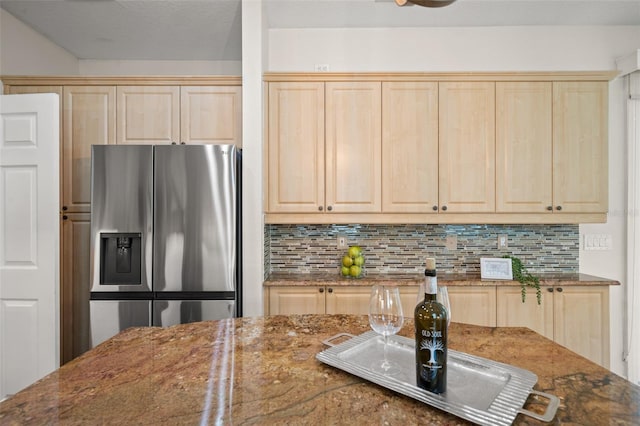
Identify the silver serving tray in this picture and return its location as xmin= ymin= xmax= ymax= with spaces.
xmin=316 ymin=331 xmax=559 ymax=426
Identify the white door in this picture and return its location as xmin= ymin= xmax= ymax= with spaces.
xmin=0 ymin=94 xmax=60 ymax=400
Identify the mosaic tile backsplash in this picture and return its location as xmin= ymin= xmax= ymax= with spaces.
xmin=265 ymin=224 xmax=579 ymax=277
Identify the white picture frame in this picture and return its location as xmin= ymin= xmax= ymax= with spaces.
xmin=480 ymin=258 xmax=513 ymax=280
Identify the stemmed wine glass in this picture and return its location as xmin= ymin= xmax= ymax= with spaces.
xmin=368 ymin=285 xmax=404 ymax=374
xmin=438 ymin=286 xmax=452 ymax=327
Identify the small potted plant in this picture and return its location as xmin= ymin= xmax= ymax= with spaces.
xmin=503 ymin=255 xmax=541 ymax=305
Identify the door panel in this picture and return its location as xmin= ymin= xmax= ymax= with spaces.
xmin=0 ymin=94 xmax=59 ymax=399
xmin=63 ymin=86 xmax=116 ymax=212
xmin=116 ymin=86 xmax=180 ymax=145
xmin=153 ymin=145 xmax=237 ymax=293
xmin=439 ymin=82 xmax=495 ymax=212
xmin=325 ymin=82 xmax=382 ymax=213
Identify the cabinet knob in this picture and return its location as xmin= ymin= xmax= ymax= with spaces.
xmin=319 ymin=288 xmax=324 ymax=293
xmin=441 ymin=205 xmax=448 ymax=211
xmin=546 ymin=206 xmax=553 ymax=211
xmin=328 ymin=288 xmax=333 ymax=293
xmin=62 ymin=206 xmax=68 ymax=211
xmin=171 ymin=141 xmax=177 ymax=145
xmin=556 ymin=206 xmax=562 ymax=211
xmin=556 ymin=287 xmax=563 ymax=292
xmin=180 ymin=142 xmax=186 ymax=145
xmin=432 ymin=205 xmax=438 ymax=211
xmin=318 ymin=206 xmax=323 ymax=211
xmin=547 ymin=287 xmax=554 ymax=293
xmin=62 ymin=215 xmax=68 ymax=220
xmin=327 ymin=206 xmax=333 ymax=211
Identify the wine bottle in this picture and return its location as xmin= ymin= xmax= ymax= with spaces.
xmin=415 ymin=257 xmax=448 ymax=394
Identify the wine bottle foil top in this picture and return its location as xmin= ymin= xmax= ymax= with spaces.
xmin=425 ymin=257 xmax=436 ymax=276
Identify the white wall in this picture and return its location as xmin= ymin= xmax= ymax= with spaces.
xmin=0 ymin=9 xmax=78 ymax=75
xmin=78 ymin=60 xmax=241 ymax=75
xmin=266 ymin=25 xmax=640 ymax=378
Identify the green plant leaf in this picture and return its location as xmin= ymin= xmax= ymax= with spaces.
xmin=503 ymin=255 xmax=541 ymax=305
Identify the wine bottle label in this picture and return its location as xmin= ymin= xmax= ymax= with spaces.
xmin=418 ymin=330 xmax=446 ymax=373
xmin=426 ymin=276 xmax=437 ymax=295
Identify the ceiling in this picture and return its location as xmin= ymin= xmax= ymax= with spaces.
xmin=1 ymin=0 xmax=639 ymax=61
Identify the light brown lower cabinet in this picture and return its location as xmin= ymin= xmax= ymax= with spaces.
xmin=497 ymin=285 xmax=610 ymax=368
xmin=61 ymin=213 xmax=91 ymax=363
xmin=265 ymin=284 xmax=611 ymax=368
xmin=265 ymin=285 xmax=420 ymax=316
xmin=447 ymin=286 xmax=497 ymax=327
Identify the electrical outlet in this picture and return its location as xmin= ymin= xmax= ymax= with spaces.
xmin=337 ymin=235 xmax=347 ymax=249
xmin=445 ymin=235 xmax=457 ymax=250
xmin=498 ymin=234 xmax=508 ymax=249
xmin=314 ymin=64 xmax=330 ymax=72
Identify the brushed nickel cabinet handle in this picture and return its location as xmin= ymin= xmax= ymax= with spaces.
xmin=442 ymin=205 xmax=448 ymax=211
xmin=432 ymin=205 xmax=438 ymax=211
xmin=318 ymin=206 xmax=323 ymax=211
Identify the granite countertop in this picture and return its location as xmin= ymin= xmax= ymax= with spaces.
xmin=264 ymin=272 xmax=620 ymax=287
xmin=1 ymin=315 xmax=638 ymax=425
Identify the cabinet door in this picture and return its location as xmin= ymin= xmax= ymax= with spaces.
xmin=496 ymin=82 xmax=553 ymax=213
xmin=554 ymin=286 xmax=609 ymax=368
xmin=267 ymin=286 xmax=325 ymax=315
xmin=116 ymin=86 xmax=180 ymax=145
xmin=496 ymin=286 xmax=554 ymax=339
xmin=61 ymin=213 xmax=91 ymax=364
xmin=448 ymin=286 xmax=497 ymax=327
xmin=180 ymin=86 xmax=242 ymax=146
xmin=63 ymin=86 xmax=116 ymax=213
xmin=326 ymin=286 xmax=372 ymax=315
xmin=553 ymin=82 xmax=608 ymax=213
xmin=267 ymin=82 xmax=325 ymax=213
xmin=325 ymin=82 xmax=382 ymax=213
xmin=382 ymin=82 xmax=439 ymax=213
xmin=439 ymin=82 xmax=495 ymax=213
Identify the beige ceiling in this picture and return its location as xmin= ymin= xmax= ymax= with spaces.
xmin=1 ymin=0 xmax=639 ymax=61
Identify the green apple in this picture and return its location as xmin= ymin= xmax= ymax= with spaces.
xmin=349 ymin=265 xmax=361 ymax=278
xmin=341 ymin=266 xmax=351 ymax=276
xmin=342 ymin=255 xmax=353 ymax=267
xmin=354 ymin=255 xmax=364 ymax=266
xmin=348 ymin=246 xmax=362 ymax=258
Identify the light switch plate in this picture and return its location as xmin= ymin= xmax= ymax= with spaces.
xmin=582 ymin=234 xmax=612 ymax=250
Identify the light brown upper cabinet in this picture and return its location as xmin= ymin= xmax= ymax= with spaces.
xmin=497 ymin=81 xmax=608 ymax=214
xmin=63 ymin=86 xmax=116 ymax=213
xmin=117 ymin=86 xmax=180 ymax=145
xmin=381 ymin=82 xmax=439 ymax=213
xmin=180 ymin=86 xmax=242 ymax=145
xmin=325 ymin=82 xmax=382 ymax=213
xmin=267 ymin=82 xmax=325 ymax=213
xmin=263 ymin=72 xmax=615 ymax=224
xmin=496 ymin=82 xmax=553 ymax=213
xmin=439 ymin=82 xmax=496 ymax=213
xmin=267 ymin=81 xmax=382 ymax=214
xmin=117 ymin=85 xmax=242 ymax=146
xmin=553 ymin=82 xmax=608 ymax=213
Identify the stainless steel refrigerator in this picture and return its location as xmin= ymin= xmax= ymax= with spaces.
xmin=89 ymin=144 xmax=241 ymax=348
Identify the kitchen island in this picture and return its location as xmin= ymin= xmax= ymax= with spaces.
xmin=1 ymin=315 xmax=638 ymax=425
